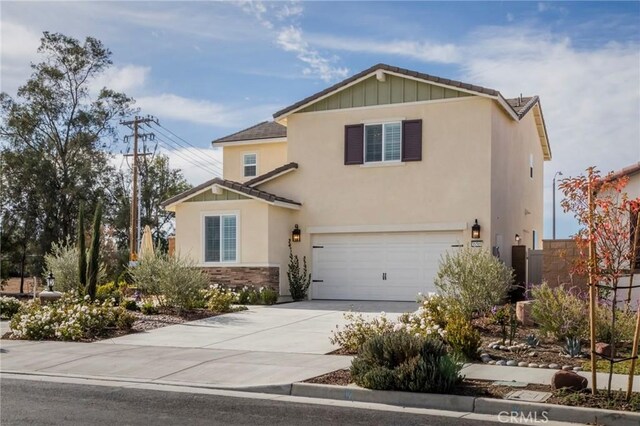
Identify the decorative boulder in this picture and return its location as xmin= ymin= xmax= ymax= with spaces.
xmin=516 ymin=300 xmax=535 ymax=327
xmin=551 ymin=371 xmax=588 ymax=391
xmin=595 ymin=342 xmax=612 ymax=358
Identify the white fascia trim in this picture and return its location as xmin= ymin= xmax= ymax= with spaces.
xmin=213 ymin=137 xmax=287 ymax=147
xmin=533 ymin=104 xmax=552 ymax=161
xmin=494 ymin=95 xmax=521 ymax=121
xmin=272 ymin=200 xmax=301 ymax=210
xmin=247 ymin=168 xmax=297 ymax=187
xmin=307 ymin=222 xmax=468 ymax=234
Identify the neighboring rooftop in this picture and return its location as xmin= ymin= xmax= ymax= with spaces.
xmin=212 ymin=121 xmax=286 ymax=145
xmin=610 ymin=162 xmax=640 ymax=180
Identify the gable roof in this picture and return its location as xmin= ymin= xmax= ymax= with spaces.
xmin=212 ymin=121 xmax=286 ymax=145
xmin=161 ymin=177 xmax=301 ymax=210
xmin=274 ymin=63 xmax=507 ymax=119
xmin=271 ymin=63 xmax=551 ymax=160
xmin=245 ymin=162 xmax=298 ymax=187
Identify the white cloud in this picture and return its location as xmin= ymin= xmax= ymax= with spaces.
xmin=0 ymin=21 xmax=42 ymax=93
xmin=310 ymin=34 xmax=460 ymax=64
xmin=136 ymin=93 xmax=279 ymax=128
xmin=91 ymin=65 xmax=150 ymax=93
xmin=277 ymin=26 xmax=349 ymax=82
xmin=236 ymin=0 xmax=273 ymax=29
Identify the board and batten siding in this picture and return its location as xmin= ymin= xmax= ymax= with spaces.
xmin=300 ymin=75 xmax=472 ymax=113
xmin=185 ymin=188 xmax=250 ymax=202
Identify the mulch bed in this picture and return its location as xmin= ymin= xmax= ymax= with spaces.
xmin=303 ymin=369 xmax=640 ymax=411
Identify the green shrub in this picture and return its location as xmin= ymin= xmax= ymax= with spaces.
xmin=531 ymin=283 xmax=587 ymax=341
xmin=445 ymin=316 xmax=481 ymax=360
xmin=259 ymin=287 xmax=278 ymax=305
xmin=140 ymin=302 xmax=158 ymax=315
xmin=351 ymin=331 xmax=463 ymax=393
xmin=0 ymin=296 xmax=22 ymax=320
xmin=202 ymin=284 xmax=237 ymax=313
xmin=330 ymin=312 xmax=395 ymax=353
xmin=96 ymin=282 xmax=121 ymax=305
xmin=129 ymin=254 xmax=208 ymax=311
xmin=415 ymin=293 xmax=452 ymax=328
xmin=121 ymin=300 xmax=139 ymax=311
xmin=434 ymin=248 xmax=513 ymax=318
xmin=10 ymin=294 xmax=134 ymax=340
xmin=237 ymin=287 xmax=259 ymax=305
xmin=596 ymin=303 xmax=636 ymax=343
xmin=287 ymin=240 xmax=311 ymax=301
xmin=44 ymin=238 xmax=106 ymax=294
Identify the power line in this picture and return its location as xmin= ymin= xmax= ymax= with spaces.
xmin=153 ymin=136 xmax=220 ymax=177
xmin=146 ymin=123 xmax=223 ymax=172
xmin=152 ymin=132 xmax=222 ymax=175
xmin=155 ymin=122 xmax=224 ymax=169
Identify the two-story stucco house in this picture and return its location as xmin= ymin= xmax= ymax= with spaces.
xmin=162 ymin=64 xmax=551 ymax=301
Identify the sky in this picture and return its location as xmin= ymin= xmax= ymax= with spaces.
xmin=1 ymin=1 xmax=639 ymax=239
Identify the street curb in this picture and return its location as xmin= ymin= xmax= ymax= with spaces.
xmin=0 ymin=370 xmax=292 ymax=395
xmin=291 ymin=383 xmax=640 ymax=426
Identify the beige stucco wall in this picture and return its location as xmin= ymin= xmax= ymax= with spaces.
xmin=262 ymin=96 xmax=495 ymax=267
xmin=174 ymin=199 xmax=270 ymax=265
xmin=489 ymin=103 xmax=545 ymax=267
xmin=267 ymin=205 xmax=295 ymax=294
xmin=627 ymin=172 xmax=640 ymax=199
xmin=222 ymin=142 xmax=288 ymax=183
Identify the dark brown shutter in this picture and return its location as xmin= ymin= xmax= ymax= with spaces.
xmin=344 ymin=124 xmax=364 ymax=165
xmin=402 ymin=119 xmax=422 ymax=162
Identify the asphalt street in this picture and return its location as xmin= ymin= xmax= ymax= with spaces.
xmin=0 ymin=378 xmax=505 ymax=426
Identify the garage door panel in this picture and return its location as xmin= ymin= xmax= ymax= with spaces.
xmin=312 ymin=231 xmax=462 ymax=301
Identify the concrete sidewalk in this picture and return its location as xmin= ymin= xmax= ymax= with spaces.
xmin=0 ymin=339 xmax=351 ymax=388
xmin=461 ymin=363 xmax=640 ymax=391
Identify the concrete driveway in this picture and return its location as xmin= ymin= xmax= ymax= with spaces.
xmin=1 ymin=301 xmax=416 ymax=388
xmin=98 ymin=300 xmax=416 ymax=354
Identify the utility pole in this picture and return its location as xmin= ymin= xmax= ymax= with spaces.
xmin=552 ymin=171 xmax=563 ymax=239
xmin=121 ymin=115 xmax=157 ymax=263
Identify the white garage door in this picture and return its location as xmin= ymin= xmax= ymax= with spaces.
xmin=311 ymin=232 xmax=463 ymax=301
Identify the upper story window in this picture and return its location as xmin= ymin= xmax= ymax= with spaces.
xmin=365 ymin=122 xmax=401 ymax=163
xmin=243 ymin=153 xmax=257 ymax=177
xmin=204 ymin=214 xmax=237 ymax=263
xmin=529 ymin=154 xmax=534 ymax=179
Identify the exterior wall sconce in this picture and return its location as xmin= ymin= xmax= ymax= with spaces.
xmin=291 ymin=224 xmax=301 ymax=242
xmin=471 ymin=219 xmax=481 ymax=239
xmin=515 ymin=234 xmax=521 ymax=245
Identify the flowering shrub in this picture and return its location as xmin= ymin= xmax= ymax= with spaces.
xmin=445 ymin=316 xmax=481 ymax=360
xmin=330 ymin=312 xmax=395 ymax=353
xmin=258 ymin=287 xmax=278 ymax=305
xmin=0 ymin=296 xmax=22 ymax=319
xmin=396 ymin=310 xmax=447 ymax=340
xmin=10 ymin=294 xmax=134 ymax=341
xmin=202 ymin=284 xmax=238 ymax=313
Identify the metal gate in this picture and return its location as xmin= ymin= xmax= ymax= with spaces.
xmin=528 ymin=249 xmax=543 ymax=286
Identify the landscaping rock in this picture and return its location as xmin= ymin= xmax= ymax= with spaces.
xmin=496 ymin=360 xmax=507 ymax=366
xmin=549 ymin=363 xmax=560 ymax=369
xmin=528 ymin=363 xmax=539 ymax=368
xmin=506 ymin=360 xmax=518 ymax=366
xmin=516 ymin=300 xmax=535 ymax=327
xmin=551 ymin=370 xmax=588 ymax=391
xmin=480 ymin=353 xmax=490 ymax=358
xmin=562 ymin=365 xmax=573 ymax=371
xmin=573 ymin=366 xmax=583 ymax=372
xmin=527 ymin=351 xmax=537 ymax=357
xmin=488 ymin=360 xmax=496 ymax=365
xmin=538 ymin=364 xmax=548 ymax=369
xmin=595 ymin=342 xmax=612 ymax=358
xmin=499 ymin=345 xmax=508 ymax=351
xmin=518 ymin=362 xmax=528 ymax=367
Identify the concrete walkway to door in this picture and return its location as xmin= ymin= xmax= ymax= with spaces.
xmin=97 ymin=300 xmax=416 ymax=354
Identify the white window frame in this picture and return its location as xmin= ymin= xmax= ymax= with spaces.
xmin=363 ymin=122 xmax=402 ymax=164
xmin=529 ymin=154 xmax=534 ymax=180
xmin=243 ymin=153 xmax=258 ymax=178
xmin=202 ymin=212 xmax=239 ymax=264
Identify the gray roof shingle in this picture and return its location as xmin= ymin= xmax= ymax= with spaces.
xmin=212 ymin=121 xmax=287 ymax=144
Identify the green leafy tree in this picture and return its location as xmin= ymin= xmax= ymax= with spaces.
xmin=86 ymin=201 xmax=103 ymax=300
xmin=0 ymin=32 xmax=134 ymax=280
